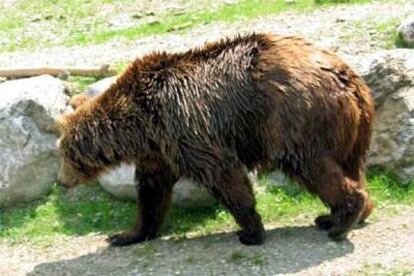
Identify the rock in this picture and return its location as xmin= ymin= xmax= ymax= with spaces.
xmin=349 ymin=50 xmax=414 ymax=183
xmin=172 ymin=178 xmax=215 ymax=207
xmin=368 ymin=87 xmax=414 ymax=183
xmin=0 ymin=75 xmax=70 ymax=208
xmin=87 ymin=77 xmax=215 ymax=206
xmin=345 ymin=50 xmax=414 ymax=106
xmin=99 ymin=164 xmax=215 ymax=207
xmin=131 ymin=12 xmax=144 ymax=19
xmin=147 ymin=19 xmax=161 ymax=26
xmin=30 ymin=15 xmax=42 ymax=22
xmin=265 ymin=171 xmax=291 ymax=187
xmin=398 ymin=15 xmax=414 ymax=47
xmin=86 ymin=76 xmax=118 ymax=97
xmin=145 ymin=11 xmax=156 ymax=16
xmin=168 ymin=22 xmax=193 ymax=32
xmin=98 ymin=163 xmax=136 ymax=201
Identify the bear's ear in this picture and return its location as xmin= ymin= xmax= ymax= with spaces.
xmin=69 ymin=94 xmax=91 ymax=110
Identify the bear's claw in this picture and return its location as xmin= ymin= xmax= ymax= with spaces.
xmin=238 ymin=230 xmax=266 ymax=246
xmin=315 ymin=215 xmax=335 ymax=231
xmin=107 ymin=232 xmax=149 ymax=247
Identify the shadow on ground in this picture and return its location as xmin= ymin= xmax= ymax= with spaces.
xmin=28 ymin=225 xmax=354 ymax=276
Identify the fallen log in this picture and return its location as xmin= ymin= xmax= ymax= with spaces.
xmin=0 ymin=64 xmax=117 ymax=78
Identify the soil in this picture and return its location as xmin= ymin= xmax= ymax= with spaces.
xmin=1 ymin=205 xmax=413 ymax=275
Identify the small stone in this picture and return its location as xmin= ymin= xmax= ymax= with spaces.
xmin=173 ymin=10 xmax=186 ymax=16
xmin=30 ymin=15 xmax=42 ymax=22
xmin=147 ymin=19 xmax=160 ymax=26
xmin=131 ymin=12 xmax=144 ymax=19
xmin=168 ymin=22 xmax=193 ymax=32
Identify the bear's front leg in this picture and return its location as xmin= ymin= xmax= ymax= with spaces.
xmin=108 ymin=160 xmax=177 ymax=246
xmin=210 ymin=165 xmax=266 ymax=245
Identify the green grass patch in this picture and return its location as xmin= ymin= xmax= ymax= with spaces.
xmin=0 ymin=172 xmax=412 ymax=247
xmin=65 ymin=76 xmax=103 ymax=95
xmin=228 ymin=250 xmax=267 ymax=266
xmin=314 ymin=0 xmax=366 ymax=3
xmin=395 ymin=35 xmax=414 ymax=49
xmin=0 ymin=0 xmax=373 ymax=52
xmin=375 ymin=19 xmax=414 ymax=49
xmin=349 ymin=261 xmax=414 ymax=276
xmin=64 ymin=0 xmax=371 ymax=47
xmin=367 ymin=171 xmax=414 ymax=204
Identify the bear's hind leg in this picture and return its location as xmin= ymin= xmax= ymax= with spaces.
xmin=108 ymin=161 xmax=177 ymax=246
xmin=359 ymin=197 xmax=374 ymax=224
xmin=351 ymin=173 xmax=374 ymax=225
xmin=314 ymin=175 xmax=373 ymax=229
xmin=310 ymin=158 xmax=367 ymax=240
xmin=209 ymin=166 xmax=265 ymax=245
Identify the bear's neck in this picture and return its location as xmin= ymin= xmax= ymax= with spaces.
xmin=71 ymin=99 xmax=149 ymax=169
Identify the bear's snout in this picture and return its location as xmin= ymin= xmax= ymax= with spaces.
xmin=57 ymin=159 xmax=80 ymax=188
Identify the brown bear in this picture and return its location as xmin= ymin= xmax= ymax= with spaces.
xmin=56 ymin=33 xmax=375 ymax=246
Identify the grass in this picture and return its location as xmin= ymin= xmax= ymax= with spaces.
xmin=0 ymin=0 xmax=373 ymax=52
xmin=228 ymin=250 xmax=267 ymax=266
xmin=349 ymin=261 xmax=414 ymax=275
xmin=0 ymin=171 xmax=413 ymax=247
xmin=65 ymin=62 xmax=129 ymax=95
xmin=375 ymin=18 xmax=414 ymax=49
xmin=65 ymin=76 xmax=103 ymax=95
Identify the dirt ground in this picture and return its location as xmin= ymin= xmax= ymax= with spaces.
xmin=1 ymin=0 xmax=413 ymax=68
xmin=1 ymin=206 xmax=413 ymax=276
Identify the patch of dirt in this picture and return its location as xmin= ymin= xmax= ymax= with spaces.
xmin=0 ymin=0 xmax=413 ymax=68
xmin=1 ymin=206 xmax=413 ymax=276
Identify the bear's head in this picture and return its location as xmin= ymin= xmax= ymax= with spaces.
xmin=55 ymin=109 xmax=105 ymax=188
xmin=56 ymin=94 xmax=96 ymax=187
xmin=69 ymin=93 xmax=91 ymax=110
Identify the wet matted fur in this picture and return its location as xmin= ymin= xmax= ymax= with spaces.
xmin=56 ymin=33 xmax=375 ymax=246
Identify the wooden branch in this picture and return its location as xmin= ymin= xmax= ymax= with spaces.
xmin=0 ymin=64 xmax=117 ymax=78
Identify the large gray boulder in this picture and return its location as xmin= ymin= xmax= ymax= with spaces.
xmin=84 ymin=77 xmax=215 ymax=207
xmin=368 ymin=87 xmax=414 ymax=181
xmin=86 ymin=76 xmax=118 ymax=97
xmin=99 ymin=164 xmax=215 ymax=207
xmin=99 ymin=164 xmax=263 ymax=207
xmin=0 ymin=75 xmax=69 ymax=208
xmin=348 ymin=50 xmax=414 ymax=183
xmin=346 ymin=49 xmax=414 ymax=106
